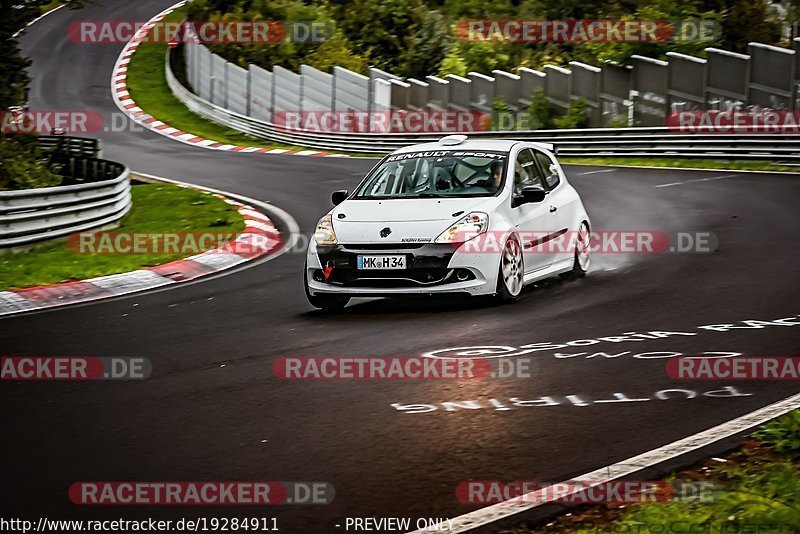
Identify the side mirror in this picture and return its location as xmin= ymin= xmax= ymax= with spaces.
xmin=520 ymin=185 xmax=546 ymax=204
xmin=331 ymin=190 xmax=348 ymax=206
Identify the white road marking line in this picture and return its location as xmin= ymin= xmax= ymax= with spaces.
xmin=579 ymin=169 xmax=616 ymax=175
xmin=12 ymin=4 xmax=66 ymax=38
xmin=408 ymin=392 xmax=800 ymax=533
xmin=655 ymin=174 xmax=738 ymax=188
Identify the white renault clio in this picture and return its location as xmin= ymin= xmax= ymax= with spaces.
xmin=304 ymin=135 xmax=591 ymax=310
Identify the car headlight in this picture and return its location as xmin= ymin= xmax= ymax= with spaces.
xmin=313 ymin=214 xmax=338 ymax=245
xmin=434 ymin=212 xmax=489 ymax=243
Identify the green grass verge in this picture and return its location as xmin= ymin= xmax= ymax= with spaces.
xmin=527 ymin=410 xmax=800 ymax=534
xmin=0 ymin=182 xmax=245 ymax=291
xmin=124 ymin=7 xmax=368 ymax=155
xmin=40 ymin=1 xmax=62 ymax=15
xmin=561 ymin=156 xmax=799 ymax=173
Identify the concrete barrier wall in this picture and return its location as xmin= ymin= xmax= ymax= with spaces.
xmin=426 ymin=76 xmax=449 ymax=110
xmin=184 ymin=38 xmax=800 ymax=128
xmin=407 ymin=79 xmax=429 ymax=110
xmin=226 ymin=62 xmax=249 ymax=116
xmin=631 ymin=55 xmax=668 ymax=126
xmin=518 ymin=68 xmax=545 ymax=109
xmin=666 ymin=52 xmax=706 ymax=113
xmin=544 ymin=65 xmax=571 ymax=111
xmin=599 ymin=63 xmax=630 ymax=126
xmin=748 ymin=43 xmax=795 ymax=109
xmin=468 ymin=72 xmax=495 ymax=112
xmin=334 ymin=66 xmax=369 ymax=111
xmin=493 ymin=70 xmax=521 ymax=110
xmin=445 ymin=74 xmax=471 ymax=110
xmin=249 ymin=65 xmax=273 ymax=122
xmin=273 ymin=65 xmax=301 ymax=113
xmin=569 ymin=62 xmax=601 ymax=126
xmin=197 ymin=44 xmax=213 ymax=102
xmin=705 ymin=48 xmax=750 ymax=110
xmin=794 ymin=38 xmax=800 ymax=109
xmin=301 ymin=64 xmax=333 ymax=111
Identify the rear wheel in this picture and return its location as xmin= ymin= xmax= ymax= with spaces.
xmin=496 ymin=236 xmax=524 ymax=302
xmin=304 ymin=263 xmax=350 ymax=311
xmin=560 ymin=221 xmax=590 ymax=280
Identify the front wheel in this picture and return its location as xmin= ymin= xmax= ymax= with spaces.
xmin=560 ymin=221 xmax=590 ymax=280
xmin=304 ymin=263 xmax=350 ymax=311
xmin=496 ymin=236 xmax=524 ymax=302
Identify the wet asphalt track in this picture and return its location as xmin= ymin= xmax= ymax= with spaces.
xmin=3 ymin=1 xmax=800 ymax=532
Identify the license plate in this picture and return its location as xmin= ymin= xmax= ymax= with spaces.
xmin=357 ymin=255 xmax=406 ymax=270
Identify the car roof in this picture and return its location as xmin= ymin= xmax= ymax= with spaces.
xmin=392 ymin=138 xmax=553 ymax=155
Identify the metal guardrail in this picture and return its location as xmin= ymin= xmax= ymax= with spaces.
xmin=167 ymin=50 xmax=800 ymax=161
xmin=0 ymin=149 xmax=130 ymax=248
xmin=37 ymin=135 xmax=102 ymax=158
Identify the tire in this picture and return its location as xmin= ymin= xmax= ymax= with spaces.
xmin=496 ymin=236 xmax=524 ymax=302
xmin=560 ymin=221 xmax=590 ymax=280
xmin=304 ymin=263 xmax=350 ymax=311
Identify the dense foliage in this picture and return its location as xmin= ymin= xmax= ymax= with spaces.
xmin=185 ymin=0 xmax=795 ymax=77
xmin=0 ymin=135 xmax=62 ymax=190
xmin=1 ymin=1 xmax=88 ymax=190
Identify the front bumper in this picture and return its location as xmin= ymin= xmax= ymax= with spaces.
xmin=306 ymin=242 xmax=497 ymax=296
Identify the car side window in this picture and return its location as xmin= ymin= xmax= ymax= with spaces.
xmin=513 ymin=148 xmax=545 ymax=196
xmin=534 ymin=151 xmax=560 ymax=190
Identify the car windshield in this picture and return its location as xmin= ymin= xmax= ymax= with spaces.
xmin=353 ymin=150 xmax=508 ymax=199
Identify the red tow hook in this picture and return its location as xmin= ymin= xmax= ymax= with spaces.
xmin=323 ymin=261 xmax=334 ymax=281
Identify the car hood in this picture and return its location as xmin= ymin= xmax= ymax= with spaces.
xmin=330 ymin=197 xmax=496 ymax=244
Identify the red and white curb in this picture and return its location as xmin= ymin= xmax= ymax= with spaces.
xmin=110 ymin=1 xmax=347 ymax=158
xmin=0 ymin=190 xmax=283 ymax=318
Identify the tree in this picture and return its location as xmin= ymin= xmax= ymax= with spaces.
xmin=303 ymin=31 xmax=368 ymax=73
xmin=528 ymin=87 xmax=553 ymax=129
xmin=554 ymin=97 xmax=588 ymax=128
xmin=0 ymin=135 xmax=62 ymax=190
xmin=1 ymin=0 xmax=91 ymax=109
xmin=718 ymin=0 xmax=782 ymax=53
xmin=397 ymin=6 xmax=452 ymax=78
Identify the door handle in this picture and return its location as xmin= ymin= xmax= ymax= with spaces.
xmin=549 ymin=206 xmax=557 ymax=213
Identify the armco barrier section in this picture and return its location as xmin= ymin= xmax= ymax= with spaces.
xmin=37 ymin=135 xmax=102 ymax=158
xmin=0 ymin=148 xmax=130 ymax=248
xmin=166 ymin=49 xmax=800 ymax=160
